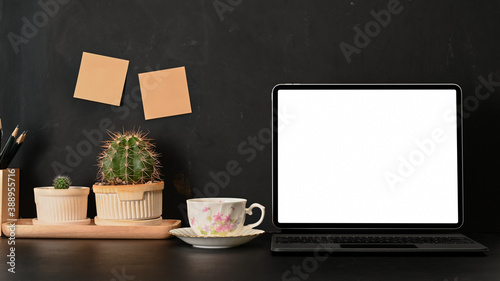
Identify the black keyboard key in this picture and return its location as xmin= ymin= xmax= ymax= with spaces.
xmin=340 ymin=243 xmax=418 ymax=248
xmin=276 ymin=236 xmax=474 ymax=245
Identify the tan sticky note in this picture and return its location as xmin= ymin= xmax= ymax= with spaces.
xmin=138 ymin=66 xmax=192 ymax=120
xmin=73 ymin=52 xmax=129 ymax=106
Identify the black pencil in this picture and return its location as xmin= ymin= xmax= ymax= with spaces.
xmin=0 ymin=117 xmax=3 ymax=148
xmin=2 ymin=131 xmax=26 ymax=168
xmin=1 ymin=131 xmax=25 ymax=168
xmin=0 ymin=125 xmax=19 ymax=168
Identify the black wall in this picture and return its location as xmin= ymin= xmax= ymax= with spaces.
xmin=1 ymin=0 xmax=499 ymax=232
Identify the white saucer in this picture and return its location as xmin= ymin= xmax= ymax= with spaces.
xmin=169 ymin=227 xmax=265 ymax=249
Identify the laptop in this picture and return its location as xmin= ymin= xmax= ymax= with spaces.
xmin=271 ymin=84 xmax=488 ymax=252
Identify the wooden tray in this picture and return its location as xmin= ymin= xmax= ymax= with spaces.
xmin=2 ymin=218 xmax=181 ymax=239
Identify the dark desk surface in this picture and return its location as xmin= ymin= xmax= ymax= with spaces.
xmin=1 ymin=233 xmax=499 ymax=281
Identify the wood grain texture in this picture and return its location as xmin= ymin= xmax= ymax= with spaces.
xmin=2 ymin=218 xmax=181 ymax=239
xmin=0 ymin=169 xmax=19 ymax=224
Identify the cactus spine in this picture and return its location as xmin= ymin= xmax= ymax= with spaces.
xmin=97 ymin=131 xmax=161 ymax=185
xmin=54 ymin=175 xmax=71 ymax=189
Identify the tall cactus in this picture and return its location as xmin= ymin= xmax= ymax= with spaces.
xmin=97 ymin=131 xmax=161 ymax=185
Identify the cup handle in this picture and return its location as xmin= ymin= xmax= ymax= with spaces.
xmin=244 ymin=203 xmax=265 ymax=229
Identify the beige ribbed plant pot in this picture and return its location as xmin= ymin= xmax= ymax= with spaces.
xmin=33 ymin=187 xmax=90 ymax=225
xmin=93 ymin=182 xmax=164 ymax=225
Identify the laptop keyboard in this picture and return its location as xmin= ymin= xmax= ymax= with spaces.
xmin=275 ymin=236 xmax=474 ymax=245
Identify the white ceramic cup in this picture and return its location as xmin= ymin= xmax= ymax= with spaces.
xmin=187 ymin=198 xmax=265 ymax=236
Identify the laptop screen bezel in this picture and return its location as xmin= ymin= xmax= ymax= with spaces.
xmin=272 ymin=84 xmax=463 ymax=230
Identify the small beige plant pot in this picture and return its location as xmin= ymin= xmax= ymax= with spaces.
xmin=93 ymin=182 xmax=164 ymax=224
xmin=33 ymin=187 xmax=91 ymax=225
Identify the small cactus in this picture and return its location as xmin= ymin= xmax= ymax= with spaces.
xmin=97 ymin=130 xmax=161 ymax=185
xmin=53 ymin=175 xmax=71 ymax=189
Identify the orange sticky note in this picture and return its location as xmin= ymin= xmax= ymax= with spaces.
xmin=138 ymin=66 xmax=192 ymax=120
xmin=73 ymin=52 xmax=129 ymax=106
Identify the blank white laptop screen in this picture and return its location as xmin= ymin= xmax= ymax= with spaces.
xmin=275 ymin=86 xmax=460 ymax=225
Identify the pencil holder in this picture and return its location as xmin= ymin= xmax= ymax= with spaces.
xmin=0 ymin=169 xmax=19 ymax=225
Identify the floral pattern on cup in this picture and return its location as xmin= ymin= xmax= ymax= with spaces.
xmin=189 ymin=207 xmax=240 ymax=236
xmin=187 ymin=198 xmax=265 ymax=236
